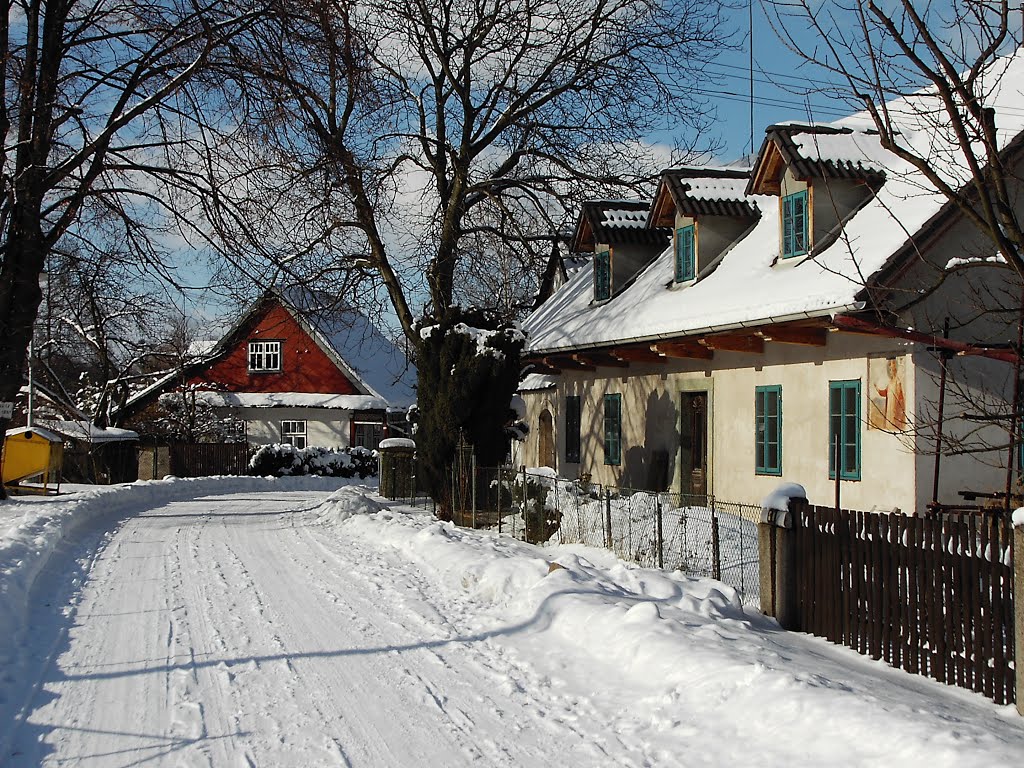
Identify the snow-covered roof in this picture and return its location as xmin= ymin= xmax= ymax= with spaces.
xmin=5 ymin=426 xmax=63 ymax=443
xmin=602 ymin=208 xmax=649 ymax=228
xmin=518 ymin=374 xmax=558 ymax=393
xmin=570 ymin=200 xmax=670 ymax=252
xmin=37 ymin=420 xmax=139 ymax=443
xmin=280 ymin=288 xmax=417 ymax=408
xmin=187 ymin=391 xmax=392 ymax=411
xmin=525 ymin=51 xmax=1024 ymax=355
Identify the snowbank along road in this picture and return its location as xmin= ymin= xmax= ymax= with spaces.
xmin=1 ymin=479 xmax=1023 ymax=767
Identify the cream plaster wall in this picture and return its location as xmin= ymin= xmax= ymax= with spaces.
xmin=543 ymin=334 xmax=929 ymax=512
xmin=223 ymin=407 xmax=352 ymax=448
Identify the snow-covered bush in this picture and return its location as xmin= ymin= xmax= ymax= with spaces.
xmin=248 ymin=444 xmax=378 ymax=478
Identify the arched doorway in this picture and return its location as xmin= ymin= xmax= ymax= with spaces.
xmin=538 ymin=409 xmax=556 ymax=469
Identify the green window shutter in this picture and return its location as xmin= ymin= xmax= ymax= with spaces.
xmin=595 ymin=250 xmax=611 ymax=300
xmin=604 ymin=393 xmax=621 ymax=466
xmin=829 ymin=380 xmax=861 ymax=481
xmin=565 ymin=396 xmax=581 ymax=463
xmin=782 ymin=190 xmax=808 ymax=258
xmin=675 ymin=225 xmax=695 ymax=282
xmin=755 ymin=385 xmax=782 ymax=475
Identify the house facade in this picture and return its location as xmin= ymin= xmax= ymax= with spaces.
xmin=127 ymin=289 xmax=416 ymax=450
xmin=520 ymin=86 xmax=1024 ymax=512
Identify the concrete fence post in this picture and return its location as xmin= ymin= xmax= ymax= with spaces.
xmin=759 ymin=483 xmax=808 ymax=632
xmin=1014 ymin=517 xmax=1024 ymax=716
xmin=378 ymin=438 xmax=416 ymax=500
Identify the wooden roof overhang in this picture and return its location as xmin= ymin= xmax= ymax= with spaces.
xmin=527 ymin=314 xmax=1023 ymax=374
xmin=524 ymin=319 xmax=832 ymax=373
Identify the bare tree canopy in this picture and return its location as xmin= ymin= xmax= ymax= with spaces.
xmin=0 ymin=0 xmax=261 ymax=495
xmin=211 ymin=0 xmax=735 ymax=336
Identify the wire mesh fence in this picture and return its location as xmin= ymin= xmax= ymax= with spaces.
xmin=377 ymin=455 xmax=761 ymax=608
xmin=547 ymin=479 xmax=761 ymax=608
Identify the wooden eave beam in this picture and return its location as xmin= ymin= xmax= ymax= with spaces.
xmin=653 ymin=341 xmax=714 ymax=360
xmin=545 ymin=355 xmax=596 ymax=372
xmin=574 ymin=353 xmax=629 ymax=368
xmin=755 ymin=326 xmax=827 ymax=347
xmin=699 ymin=334 xmax=765 ymax=354
xmin=611 ymin=346 xmax=667 ymax=363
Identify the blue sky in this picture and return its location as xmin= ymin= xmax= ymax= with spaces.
xmin=709 ymin=1 xmax=857 ymax=162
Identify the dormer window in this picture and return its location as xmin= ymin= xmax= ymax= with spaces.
xmin=782 ymin=190 xmax=808 ymax=258
xmin=594 ymin=249 xmax=611 ymax=301
xmin=248 ymin=340 xmax=282 ymax=371
xmin=674 ymin=225 xmax=695 ymax=282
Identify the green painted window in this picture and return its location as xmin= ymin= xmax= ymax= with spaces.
xmin=594 ymin=249 xmax=611 ymax=301
xmin=604 ymin=393 xmax=621 ymax=466
xmin=829 ymin=380 xmax=861 ymax=481
xmin=755 ymin=385 xmax=782 ymax=476
xmin=675 ymin=225 xmax=695 ymax=282
xmin=565 ymin=396 xmax=581 ymax=463
xmin=782 ymin=190 xmax=808 ymax=258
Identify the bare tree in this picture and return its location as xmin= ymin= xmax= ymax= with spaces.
xmin=0 ymin=0 xmax=258 ymax=496
xmin=207 ymin=0 xmax=732 ymax=509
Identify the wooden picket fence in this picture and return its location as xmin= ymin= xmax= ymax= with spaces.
xmin=794 ymin=505 xmax=1015 ymax=705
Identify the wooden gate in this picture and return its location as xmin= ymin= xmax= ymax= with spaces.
xmin=794 ymin=505 xmax=1015 ymax=705
xmin=168 ymin=443 xmax=251 ymax=477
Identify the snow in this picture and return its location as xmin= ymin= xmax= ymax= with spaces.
xmin=602 ymin=208 xmax=648 ymax=228
xmin=4 ymin=426 xmax=62 ymax=443
xmin=189 ymin=390 xmax=391 ymax=410
xmin=0 ymin=478 xmax=1022 ymax=765
xmin=518 ymin=373 xmax=558 ymax=392
xmin=378 ymin=437 xmax=415 ymax=450
xmin=36 ymin=418 xmax=138 ymax=443
xmin=761 ymin=482 xmax=807 ymax=520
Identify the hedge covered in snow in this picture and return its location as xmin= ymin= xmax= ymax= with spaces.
xmin=248 ymin=444 xmax=378 ymax=478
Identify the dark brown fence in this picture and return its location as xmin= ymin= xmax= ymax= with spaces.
xmin=794 ymin=505 xmax=1015 ymax=705
xmin=167 ymin=443 xmax=251 ymax=477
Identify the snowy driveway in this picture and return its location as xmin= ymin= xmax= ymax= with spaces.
xmin=2 ymin=480 xmax=1024 ymax=767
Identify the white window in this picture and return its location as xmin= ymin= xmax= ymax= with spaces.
xmin=281 ymin=420 xmax=306 ymax=449
xmin=248 ymin=340 xmax=282 ymax=371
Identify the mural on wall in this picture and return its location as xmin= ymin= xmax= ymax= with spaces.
xmin=868 ymin=355 xmax=907 ymax=431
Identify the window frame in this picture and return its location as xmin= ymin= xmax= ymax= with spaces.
xmin=248 ymin=339 xmax=282 ymax=372
xmin=603 ymin=393 xmax=622 ymax=466
xmin=754 ymin=385 xmax=783 ymax=476
xmin=281 ymin=419 xmax=307 ymax=449
xmin=675 ymin=224 xmax=696 ymax=283
xmin=594 ymin=249 xmax=611 ymax=301
xmin=828 ymin=380 xmax=861 ymax=481
xmin=781 ymin=189 xmax=809 ymax=259
xmin=565 ymin=395 xmax=581 ymax=463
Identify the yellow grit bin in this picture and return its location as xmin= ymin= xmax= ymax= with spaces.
xmin=2 ymin=427 xmax=63 ymax=493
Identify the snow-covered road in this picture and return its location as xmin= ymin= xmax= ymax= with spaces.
xmin=2 ymin=480 xmax=1024 ymax=767
xmin=6 ymin=488 xmax=631 ymax=766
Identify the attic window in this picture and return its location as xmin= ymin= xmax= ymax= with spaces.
xmin=594 ymin=249 xmax=611 ymax=301
xmin=674 ymin=225 xmax=695 ymax=282
xmin=782 ymin=190 xmax=808 ymax=258
xmin=248 ymin=340 xmax=282 ymax=371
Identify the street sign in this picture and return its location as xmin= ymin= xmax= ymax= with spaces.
xmin=0 ymin=402 xmax=13 ymax=419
